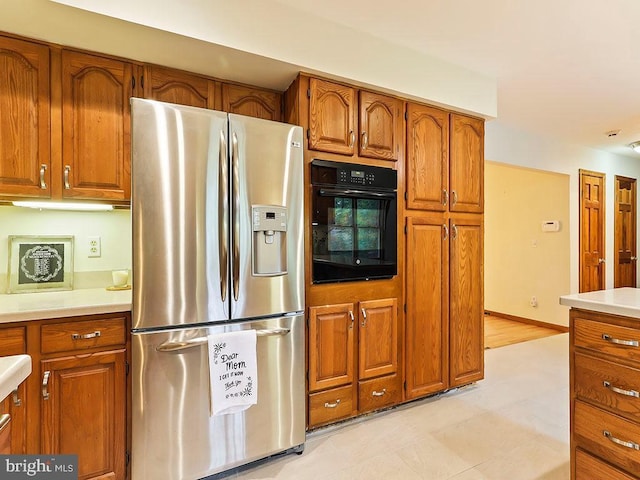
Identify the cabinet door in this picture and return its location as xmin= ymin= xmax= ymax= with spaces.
xmin=61 ymin=50 xmax=133 ymax=201
xmin=450 ymin=114 xmax=484 ymax=213
xmin=0 ymin=326 xmax=27 ymax=454
xmin=222 ymin=83 xmax=282 ymax=121
xmin=0 ymin=36 xmax=50 ymax=198
xmin=358 ymin=298 xmax=398 ymax=380
xmin=449 ymin=216 xmax=484 ymax=386
xmin=405 ymin=216 xmax=449 ymax=399
xmin=41 ymin=350 xmax=126 ymax=480
xmin=308 ymin=78 xmax=356 ymax=155
xmin=359 ymin=91 xmax=402 ymax=161
xmin=406 ymin=104 xmax=449 ymax=211
xmin=144 ymin=65 xmax=215 ymax=109
xmin=308 ymin=303 xmax=355 ymax=392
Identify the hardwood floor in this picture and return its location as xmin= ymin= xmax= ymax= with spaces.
xmin=484 ymin=315 xmax=565 ymax=349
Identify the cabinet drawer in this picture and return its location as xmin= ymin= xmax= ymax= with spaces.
xmin=0 ymin=327 xmax=26 ymax=355
xmin=308 ymin=385 xmax=354 ymax=428
xmin=574 ymin=400 xmax=640 ymax=476
xmin=574 ymin=318 xmax=640 ymax=362
xmin=358 ymin=373 xmax=401 ymax=414
xmin=575 ymin=448 xmax=637 ymax=480
xmin=41 ymin=317 xmax=126 ymax=354
xmin=575 ymin=352 xmax=640 ymax=421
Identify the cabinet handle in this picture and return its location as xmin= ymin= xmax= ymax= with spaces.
xmin=362 ymin=131 xmax=368 ymax=149
xmin=11 ymin=389 xmax=21 ymax=407
xmin=349 ymin=131 xmax=355 ymax=148
xmin=443 ymin=224 xmax=449 ymax=240
xmin=42 ymin=371 xmax=50 ymax=400
xmin=372 ymin=389 xmax=386 ymax=397
xmin=324 ymin=399 xmax=341 ymax=409
xmin=72 ymin=330 xmax=101 ymax=340
xmin=632 ymin=256 xmax=638 ymax=261
xmin=598 ymin=258 xmax=606 ymax=264
xmin=0 ymin=414 xmax=10 ymax=433
xmin=349 ymin=310 xmax=354 ymax=329
xmin=604 ymin=381 xmax=640 ymax=398
xmin=361 ymin=307 xmax=367 ymax=327
xmin=64 ymin=165 xmax=71 ymax=189
xmin=603 ymin=430 xmax=640 ymax=450
xmin=39 ymin=164 xmax=47 ymax=189
xmin=602 ymin=334 xmax=639 ymax=347
xmin=451 ymin=224 xmax=458 ymax=240
xmin=451 ymin=190 xmax=458 ymax=206
xmin=443 ymin=189 xmax=448 ymax=206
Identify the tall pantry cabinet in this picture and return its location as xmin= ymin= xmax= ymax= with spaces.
xmin=404 ymin=103 xmax=484 ymax=400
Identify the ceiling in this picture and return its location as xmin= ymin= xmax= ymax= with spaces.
xmin=272 ymin=0 xmax=640 ymax=159
xmin=4 ymin=0 xmax=640 ymax=159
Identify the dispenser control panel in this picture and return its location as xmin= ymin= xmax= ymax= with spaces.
xmin=252 ymin=205 xmax=287 ymax=276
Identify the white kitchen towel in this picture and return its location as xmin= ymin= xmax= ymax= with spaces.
xmin=208 ymin=329 xmax=258 ymax=416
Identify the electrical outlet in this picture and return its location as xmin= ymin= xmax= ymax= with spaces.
xmin=88 ymin=236 xmax=101 ymax=258
xmin=530 ymin=296 xmax=538 ymax=307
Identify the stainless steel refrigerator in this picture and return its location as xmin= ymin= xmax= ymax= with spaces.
xmin=130 ymin=98 xmax=305 ymax=480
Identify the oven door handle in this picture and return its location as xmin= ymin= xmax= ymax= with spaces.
xmin=319 ymin=188 xmax=396 ymax=199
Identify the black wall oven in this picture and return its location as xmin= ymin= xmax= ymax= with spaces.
xmin=311 ymin=159 xmax=397 ymax=284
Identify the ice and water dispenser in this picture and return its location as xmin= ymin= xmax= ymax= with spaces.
xmin=252 ymin=205 xmax=287 ymax=276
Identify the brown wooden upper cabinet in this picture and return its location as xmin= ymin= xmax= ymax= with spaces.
xmin=0 ymin=36 xmax=51 ymax=199
xmin=406 ymin=106 xmax=484 ymax=213
xmin=143 ymin=65 xmax=216 ymax=109
xmin=61 ymin=50 xmax=134 ymax=201
xmin=222 ymin=84 xmax=283 ymax=121
xmin=308 ymin=78 xmax=402 ymax=161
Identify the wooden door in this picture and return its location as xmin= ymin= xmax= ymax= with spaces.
xmin=579 ymin=169 xmax=606 ymax=292
xmin=308 ymin=303 xmax=355 ymax=392
xmin=41 ymin=350 xmax=126 ymax=480
xmin=308 ymin=78 xmax=356 ymax=155
xmin=406 ymin=104 xmax=449 ymax=211
xmin=615 ymin=176 xmax=636 ymax=287
xmin=143 ymin=65 xmax=215 ymax=109
xmin=0 ymin=326 xmax=27 ymax=454
xmin=449 ymin=114 xmax=484 ymax=213
xmin=0 ymin=36 xmax=51 ymax=198
xmin=358 ymin=91 xmax=402 ymax=161
xmin=405 ymin=215 xmax=449 ymax=399
xmin=358 ymin=298 xmax=398 ymax=380
xmin=449 ymin=215 xmax=484 ymax=386
xmin=61 ymin=50 xmax=133 ymax=201
xmin=222 ymin=84 xmax=282 ymax=121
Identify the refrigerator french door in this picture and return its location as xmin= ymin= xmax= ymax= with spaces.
xmin=130 ymin=99 xmax=305 ymax=479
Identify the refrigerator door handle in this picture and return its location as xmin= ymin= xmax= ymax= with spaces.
xmin=219 ymin=129 xmax=229 ymax=302
xmin=155 ymin=328 xmax=292 ymax=352
xmin=231 ymin=131 xmax=240 ymax=301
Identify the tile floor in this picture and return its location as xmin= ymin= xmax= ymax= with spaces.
xmin=227 ymin=333 xmax=570 ymax=479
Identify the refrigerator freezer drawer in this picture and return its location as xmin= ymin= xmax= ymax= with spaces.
xmin=131 ymin=315 xmax=305 ymax=480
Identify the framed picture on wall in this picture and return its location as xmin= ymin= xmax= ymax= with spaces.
xmin=7 ymin=235 xmax=74 ymax=293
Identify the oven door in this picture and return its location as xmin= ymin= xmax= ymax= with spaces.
xmin=312 ymin=186 xmax=397 ymax=283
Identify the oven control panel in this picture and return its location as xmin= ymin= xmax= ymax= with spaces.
xmin=311 ymin=159 xmax=397 ymax=190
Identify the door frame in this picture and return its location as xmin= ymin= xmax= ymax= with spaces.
xmin=579 ymin=169 xmax=606 ymax=292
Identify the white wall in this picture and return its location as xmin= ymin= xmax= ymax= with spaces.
xmin=0 ymin=206 xmax=131 ymax=292
xmin=485 ymin=120 xmax=640 ymax=295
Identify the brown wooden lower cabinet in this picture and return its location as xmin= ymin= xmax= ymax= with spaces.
xmin=575 ymin=448 xmax=636 ymax=480
xmin=308 ymin=298 xmax=399 ymax=429
xmin=0 ymin=313 xmax=129 ymax=480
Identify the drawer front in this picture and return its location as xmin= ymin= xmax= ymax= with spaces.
xmin=574 ymin=318 xmax=640 ymax=362
xmin=0 ymin=327 xmax=26 ymax=355
xmin=308 ymin=385 xmax=355 ymax=428
xmin=358 ymin=373 xmax=401 ymax=414
xmin=575 ymin=352 xmax=640 ymax=421
xmin=575 ymin=448 xmax=637 ymax=480
xmin=574 ymin=400 xmax=640 ymax=475
xmin=41 ymin=317 xmax=126 ymax=354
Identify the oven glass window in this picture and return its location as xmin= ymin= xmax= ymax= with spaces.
xmin=326 ymin=198 xmax=382 ymax=255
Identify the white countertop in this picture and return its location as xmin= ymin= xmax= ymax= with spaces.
xmin=0 ymin=354 xmax=31 ymax=403
xmin=559 ymin=287 xmax=640 ymax=319
xmin=0 ymin=288 xmax=132 ymax=324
